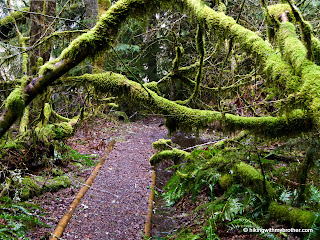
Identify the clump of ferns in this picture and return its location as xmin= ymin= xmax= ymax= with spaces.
xmin=162 ymin=145 xmax=278 ymax=239
xmin=163 ymin=146 xmax=226 ymax=206
xmin=197 ymin=184 xmax=277 ymax=239
xmin=0 ymin=196 xmax=48 ymax=240
xmin=163 ymin=145 xmax=252 ymax=206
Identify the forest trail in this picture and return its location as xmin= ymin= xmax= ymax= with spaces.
xmin=63 ymin=117 xmax=167 ymax=239
xmin=30 ymin=117 xmax=167 ymax=239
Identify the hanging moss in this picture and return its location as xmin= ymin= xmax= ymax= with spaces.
xmin=269 ymin=201 xmax=316 ymax=229
xmin=5 ymin=87 xmax=25 ymax=116
xmin=172 ymin=45 xmax=184 ymax=73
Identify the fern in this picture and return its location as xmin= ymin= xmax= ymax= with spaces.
xmin=228 ymin=218 xmax=280 ymax=240
xmin=309 ymin=186 xmax=320 ymax=205
xmin=203 ymin=216 xmax=221 ymax=240
xmin=304 ymin=213 xmax=320 ymax=240
xmin=0 ymin=201 xmax=48 ymax=239
xmin=279 ymin=189 xmax=292 ymax=204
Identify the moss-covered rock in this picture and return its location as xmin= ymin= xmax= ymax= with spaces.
xmin=19 ymin=177 xmax=42 ymax=200
xmin=43 ymin=175 xmax=71 ymax=192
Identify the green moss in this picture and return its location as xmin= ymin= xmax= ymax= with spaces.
xmin=144 ymin=81 xmax=160 ymax=93
xmin=5 ymin=87 xmax=25 ymax=116
xmin=76 ymin=72 xmax=311 ymax=136
xmin=43 ymin=103 xmax=52 ymax=125
xmin=36 ymin=57 xmax=44 ymax=73
xmin=149 ymin=148 xmax=190 ymax=165
xmin=106 ymin=103 xmax=118 ymax=109
xmin=269 ymin=201 xmax=316 ymax=228
xmin=219 ymin=173 xmax=233 ymax=190
xmin=112 ymin=111 xmax=128 ymax=122
xmin=19 ymin=177 xmax=42 ymax=200
xmin=36 ymin=122 xmax=74 ymax=142
xmin=234 ymin=162 xmax=275 ymax=198
xmin=279 ymin=22 xmax=307 ymax=75
xmin=52 ymin=168 xmax=64 ymax=176
xmin=44 ymin=175 xmax=71 ymax=192
xmin=312 ymin=36 xmax=320 ymax=65
xmin=172 ymin=45 xmax=184 ymax=73
xmin=98 ymin=0 xmax=111 ymax=10
xmin=267 ymin=4 xmax=295 ymax=23
xmin=152 ymin=139 xmax=172 ymax=151
xmin=0 ymin=8 xmax=29 ymax=28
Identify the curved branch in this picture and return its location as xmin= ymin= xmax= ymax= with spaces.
xmin=75 ymin=72 xmax=312 ymax=136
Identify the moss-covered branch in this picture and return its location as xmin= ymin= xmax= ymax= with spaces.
xmin=278 ymin=21 xmax=320 ymax=123
xmin=0 ymin=7 xmax=29 ymax=40
xmin=0 ymin=0 xmax=318 ymax=138
xmin=74 ymin=72 xmax=312 ymax=136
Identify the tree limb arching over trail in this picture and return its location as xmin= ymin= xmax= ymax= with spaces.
xmin=1 ymin=0 xmax=320 ymax=238
xmin=0 ymin=0 xmax=319 ymax=138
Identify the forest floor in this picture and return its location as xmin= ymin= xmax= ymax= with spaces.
xmin=28 ymin=116 xmax=168 ymax=240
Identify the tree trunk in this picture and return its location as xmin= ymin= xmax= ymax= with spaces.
xmin=29 ymin=0 xmax=56 ymax=75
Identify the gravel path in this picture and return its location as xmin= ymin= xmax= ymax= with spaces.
xmin=61 ymin=117 xmax=167 ymax=239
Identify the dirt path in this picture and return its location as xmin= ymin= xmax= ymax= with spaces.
xmin=29 ymin=117 xmax=167 ymax=240
xmin=62 ymin=117 xmax=167 ymax=239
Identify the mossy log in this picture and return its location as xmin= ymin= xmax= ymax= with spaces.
xmin=150 ymin=148 xmax=189 ymax=165
xmin=269 ymin=201 xmax=317 ymax=229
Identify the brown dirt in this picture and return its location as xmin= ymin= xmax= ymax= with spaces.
xmin=28 ymin=116 xmax=167 ymax=240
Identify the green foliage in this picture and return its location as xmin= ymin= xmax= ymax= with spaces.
xmin=162 ymin=147 xmax=222 ymax=206
xmin=0 ymin=199 xmax=48 ymax=240
xmin=59 ymin=144 xmax=98 ymax=166
xmin=228 ymin=218 xmax=280 ymax=240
